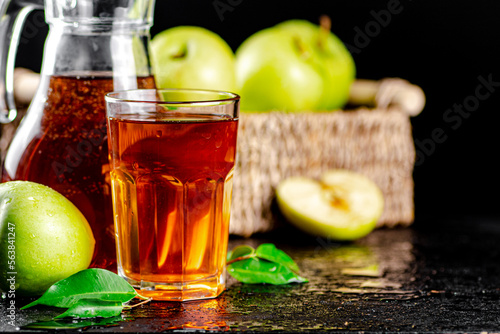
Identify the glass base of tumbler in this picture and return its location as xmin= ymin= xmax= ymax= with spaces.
xmin=120 ymin=272 xmax=226 ymax=301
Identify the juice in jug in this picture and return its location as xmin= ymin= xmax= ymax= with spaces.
xmin=2 ymin=74 xmax=155 ymax=269
xmin=0 ymin=0 xmax=157 ymax=270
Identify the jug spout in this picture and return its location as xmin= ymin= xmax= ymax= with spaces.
xmin=0 ymin=0 xmax=43 ymax=124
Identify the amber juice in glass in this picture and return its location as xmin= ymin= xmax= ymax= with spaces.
xmin=105 ymin=89 xmax=239 ymax=301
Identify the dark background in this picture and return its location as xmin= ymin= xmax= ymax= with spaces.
xmin=15 ymin=0 xmax=500 ymax=225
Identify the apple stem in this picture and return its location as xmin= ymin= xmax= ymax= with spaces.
xmin=318 ymin=15 xmax=331 ymax=51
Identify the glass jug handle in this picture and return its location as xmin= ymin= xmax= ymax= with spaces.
xmin=0 ymin=0 xmax=42 ymax=124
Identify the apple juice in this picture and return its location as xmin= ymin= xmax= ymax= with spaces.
xmin=1 ymin=74 xmax=155 ymax=270
xmin=107 ymin=113 xmax=238 ymax=301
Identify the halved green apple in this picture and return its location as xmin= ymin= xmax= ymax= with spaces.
xmin=276 ymin=169 xmax=384 ymax=241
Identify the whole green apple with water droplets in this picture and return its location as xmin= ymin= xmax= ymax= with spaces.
xmin=236 ymin=18 xmax=356 ymax=112
xmin=0 ymin=181 xmax=95 ymax=296
xmin=151 ymin=26 xmax=236 ymax=92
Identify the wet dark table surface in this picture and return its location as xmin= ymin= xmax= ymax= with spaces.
xmin=2 ymin=216 xmax=500 ymax=333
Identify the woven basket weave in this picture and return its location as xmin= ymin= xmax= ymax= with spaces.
xmin=229 ymin=78 xmax=425 ymax=237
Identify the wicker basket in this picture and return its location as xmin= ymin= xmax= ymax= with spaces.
xmin=1 ymin=70 xmax=425 ymax=238
xmin=229 ymin=78 xmax=425 ymax=237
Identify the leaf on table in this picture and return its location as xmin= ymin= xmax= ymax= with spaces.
xmin=228 ymin=257 xmax=308 ymax=285
xmin=255 ymin=243 xmax=300 ymax=272
xmin=22 ymin=316 xmax=124 ymax=330
xmin=227 ymin=245 xmax=255 ymax=262
xmin=21 ymin=268 xmax=138 ymax=310
xmin=54 ymin=299 xmax=124 ymax=319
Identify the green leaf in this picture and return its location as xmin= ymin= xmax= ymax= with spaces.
xmin=54 ymin=299 xmax=124 ymax=319
xmin=227 ymin=245 xmax=255 ymax=262
xmin=255 ymin=243 xmax=300 ymax=272
xmin=227 ymin=257 xmax=308 ymax=285
xmin=22 ymin=316 xmax=123 ymax=330
xmin=21 ymin=269 xmax=137 ymax=310
xmin=226 ymin=244 xmax=308 ymax=285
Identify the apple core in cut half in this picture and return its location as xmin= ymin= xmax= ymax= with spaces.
xmin=276 ymin=170 xmax=384 ymax=241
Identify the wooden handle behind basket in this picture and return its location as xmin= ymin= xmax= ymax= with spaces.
xmin=348 ymin=78 xmax=426 ymax=116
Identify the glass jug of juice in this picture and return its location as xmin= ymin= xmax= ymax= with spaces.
xmin=0 ymin=0 xmax=157 ymax=270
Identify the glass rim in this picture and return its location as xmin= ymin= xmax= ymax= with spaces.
xmin=105 ymin=88 xmax=240 ymax=105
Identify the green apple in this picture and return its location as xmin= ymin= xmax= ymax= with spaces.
xmin=276 ymin=170 xmax=384 ymax=241
xmin=151 ymin=26 xmax=236 ymax=92
xmin=235 ymin=18 xmax=355 ymax=112
xmin=0 ymin=181 xmax=95 ymax=296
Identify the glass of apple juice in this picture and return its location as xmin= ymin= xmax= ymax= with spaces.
xmin=105 ymin=89 xmax=239 ymax=301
